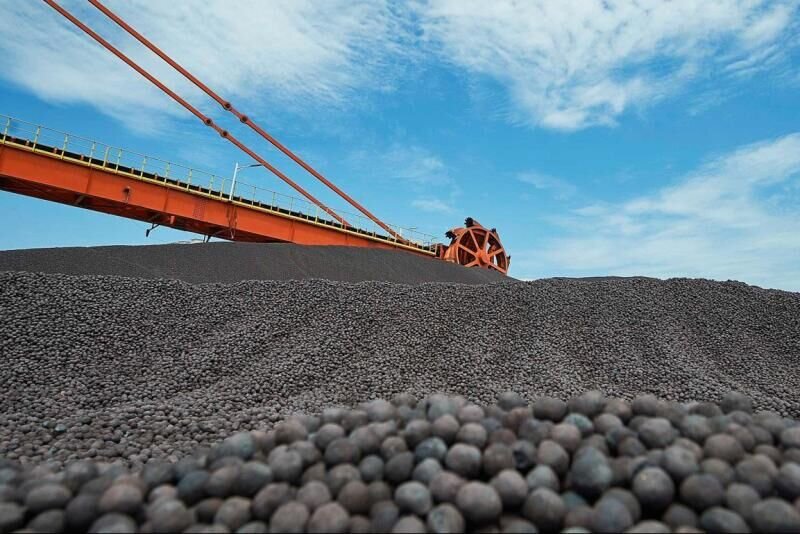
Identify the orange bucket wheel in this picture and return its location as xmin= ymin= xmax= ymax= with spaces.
xmin=441 ymin=217 xmax=510 ymax=274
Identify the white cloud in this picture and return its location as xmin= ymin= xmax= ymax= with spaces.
xmin=742 ymin=3 xmax=795 ymax=46
xmin=6 ymin=1 xmax=796 ymax=134
xmin=412 ymin=198 xmax=453 ymax=213
xmin=348 ymin=144 xmax=453 ymax=187
xmin=518 ymin=171 xmax=576 ymax=200
xmin=415 ymin=0 xmax=799 ymax=130
xmin=0 ymin=1 xmax=411 ymax=131
xmin=383 ymin=145 xmax=450 ymax=186
xmin=348 ymin=143 xmax=461 ymax=218
xmin=533 ymin=133 xmax=800 ymax=291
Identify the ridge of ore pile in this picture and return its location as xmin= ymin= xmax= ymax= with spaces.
xmin=2 ymin=392 xmax=800 ymax=533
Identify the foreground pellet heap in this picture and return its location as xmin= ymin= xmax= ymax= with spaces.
xmin=2 ymin=392 xmax=800 ymax=533
xmin=2 ymin=242 xmax=800 ymax=532
xmin=2 ymin=267 xmax=800 ymax=469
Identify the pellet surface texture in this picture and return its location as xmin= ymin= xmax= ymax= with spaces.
xmin=1 ymin=244 xmax=800 ymax=532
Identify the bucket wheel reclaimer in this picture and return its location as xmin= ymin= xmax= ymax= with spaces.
xmin=436 ymin=217 xmax=510 ymax=275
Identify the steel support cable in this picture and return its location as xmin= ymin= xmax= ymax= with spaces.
xmin=87 ymin=0 xmax=408 ymax=244
xmin=42 ymin=0 xmax=349 ymax=228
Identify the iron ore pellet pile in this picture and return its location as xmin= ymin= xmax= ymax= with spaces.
xmin=2 ymin=392 xmax=800 ymax=533
xmin=1 ymin=270 xmax=800 ymax=471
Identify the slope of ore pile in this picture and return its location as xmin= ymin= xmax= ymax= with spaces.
xmin=0 ymin=242 xmax=509 ymax=284
xmin=1 ymin=269 xmax=799 ymax=471
xmin=2 ymin=392 xmax=800 ymax=533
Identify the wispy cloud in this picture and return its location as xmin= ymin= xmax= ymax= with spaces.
xmin=5 ymin=1 xmax=796 ymax=135
xmin=518 ymin=171 xmax=576 ymax=200
xmin=0 ymin=1 xmax=413 ymax=132
xmin=349 ymin=143 xmax=455 ymax=186
xmin=412 ymin=198 xmax=453 ymax=213
xmin=347 ymin=142 xmax=461 ymax=217
xmin=367 ymin=145 xmax=452 ymax=186
xmin=415 ymin=0 xmax=800 ymax=130
xmin=531 ymin=133 xmax=800 ymax=291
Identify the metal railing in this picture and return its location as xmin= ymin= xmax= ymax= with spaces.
xmin=0 ymin=114 xmax=438 ymax=250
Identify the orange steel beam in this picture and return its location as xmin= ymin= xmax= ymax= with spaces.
xmin=0 ymin=140 xmax=436 ymax=255
xmin=87 ymin=0 xmax=407 ymax=244
xmin=42 ymin=0 xmax=350 ymax=228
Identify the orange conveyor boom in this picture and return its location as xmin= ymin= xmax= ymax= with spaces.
xmin=87 ymin=0 xmax=407 ymax=244
xmin=44 ymin=0 xmax=408 ymax=244
xmin=0 ymin=127 xmax=437 ymax=255
xmin=42 ymin=0 xmax=349 ymax=229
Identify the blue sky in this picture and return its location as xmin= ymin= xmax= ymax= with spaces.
xmin=1 ymin=0 xmax=799 ymax=289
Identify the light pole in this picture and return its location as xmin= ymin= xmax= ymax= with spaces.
xmin=230 ymin=161 xmax=262 ymax=200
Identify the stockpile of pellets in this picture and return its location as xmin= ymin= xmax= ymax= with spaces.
xmin=1 ymin=270 xmax=800 ymax=470
xmin=2 ymin=392 xmax=800 ymax=533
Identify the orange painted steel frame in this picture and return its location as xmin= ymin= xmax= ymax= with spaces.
xmin=0 ymin=141 xmax=437 ymax=255
xmin=41 ymin=0 xmax=349 ymax=230
xmin=44 ymin=0 xmax=407 ymax=244
xmin=87 ymin=0 xmax=406 ymax=244
xmin=31 ymin=1 xmax=511 ymax=273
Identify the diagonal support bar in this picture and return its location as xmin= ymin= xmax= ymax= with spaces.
xmin=42 ymin=0 xmax=349 ymax=228
xmin=87 ymin=0 xmax=407 ymax=244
